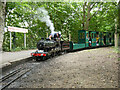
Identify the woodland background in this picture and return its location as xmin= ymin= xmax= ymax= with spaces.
xmin=0 ymin=2 xmax=120 ymax=51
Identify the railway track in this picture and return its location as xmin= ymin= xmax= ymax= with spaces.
xmin=1 ymin=67 xmax=32 ymax=90
xmin=1 ymin=68 xmax=22 ymax=82
xmin=0 ymin=61 xmax=39 ymax=90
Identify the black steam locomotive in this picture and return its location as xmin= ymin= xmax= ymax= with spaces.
xmin=31 ymin=38 xmax=70 ymax=61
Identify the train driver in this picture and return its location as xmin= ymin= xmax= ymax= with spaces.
xmin=49 ymin=31 xmax=61 ymax=41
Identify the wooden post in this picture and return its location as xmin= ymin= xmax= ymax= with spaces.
xmin=8 ymin=27 xmax=28 ymax=50
xmin=24 ymin=33 xmax=26 ymax=48
xmin=10 ymin=31 xmax=12 ymax=50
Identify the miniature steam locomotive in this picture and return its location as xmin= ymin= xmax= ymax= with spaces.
xmin=31 ymin=38 xmax=70 ymax=61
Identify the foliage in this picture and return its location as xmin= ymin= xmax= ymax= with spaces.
xmin=2 ymin=2 xmax=118 ymax=51
xmin=113 ymin=46 xmax=120 ymax=54
xmin=118 ymin=1 xmax=120 ymax=33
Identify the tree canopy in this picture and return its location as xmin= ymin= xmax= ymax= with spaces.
xmin=2 ymin=2 xmax=119 ymax=51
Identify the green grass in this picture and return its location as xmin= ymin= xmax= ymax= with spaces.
xmin=113 ymin=47 xmax=120 ymax=61
xmin=112 ymin=47 xmax=120 ymax=54
xmin=118 ymin=58 xmax=120 ymax=61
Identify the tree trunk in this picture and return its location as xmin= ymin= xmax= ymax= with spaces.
xmin=82 ymin=2 xmax=103 ymax=31
xmin=85 ymin=3 xmax=91 ymax=30
xmin=118 ymin=1 xmax=120 ymax=31
xmin=115 ymin=1 xmax=120 ymax=47
xmin=0 ymin=1 xmax=6 ymax=52
xmin=115 ymin=33 xmax=119 ymax=47
xmin=118 ymin=34 xmax=120 ymax=46
xmin=83 ymin=2 xmax=86 ymax=30
xmin=115 ymin=19 xmax=118 ymax=47
xmin=118 ymin=1 xmax=120 ymax=46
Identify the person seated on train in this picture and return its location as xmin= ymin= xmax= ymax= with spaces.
xmin=89 ymin=35 xmax=92 ymax=47
xmin=96 ymin=34 xmax=99 ymax=46
xmin=49 ymin=31 xmax=61 ymax=41
xmin=102 ymin=36 xmax=105 ymax=45
xmin=86 ymin=33 xmax=89 ymax=40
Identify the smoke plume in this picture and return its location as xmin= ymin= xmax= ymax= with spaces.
xmin=37 ymin=7 xmax=54 ymax=33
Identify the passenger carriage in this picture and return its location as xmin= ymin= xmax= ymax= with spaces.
xmin=69 ymin=30 xmax=114 ymax=51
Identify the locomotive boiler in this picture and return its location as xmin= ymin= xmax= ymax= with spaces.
xmin=37 ymin=38 xmax=57 ymax=51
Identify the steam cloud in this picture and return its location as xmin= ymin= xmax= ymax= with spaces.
xmin=37 ymin=7 xmax=54 ymax=33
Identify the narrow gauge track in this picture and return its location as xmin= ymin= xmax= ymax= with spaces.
xmin=1 ymin=61 xmax=40 ymax=90
xmin=1 ymin=68 xmax=22 ymax=82
xmin=1 ymin=68 xmax=31 ymax=90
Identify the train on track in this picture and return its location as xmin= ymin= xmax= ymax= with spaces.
xmin=31 ymin=30 xmax=114 ymax=61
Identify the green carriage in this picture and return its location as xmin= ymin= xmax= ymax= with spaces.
xmin=69 ymin=30 xmax=114 ymax=51
xmin=70 ymin=30 xmax=86 ymax=50
xmin=99 ymin=32 xmax=104 ymax=46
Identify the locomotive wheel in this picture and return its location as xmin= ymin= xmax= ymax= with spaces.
xmin=56 ymin=51 xmax=60 ymax=56
xmin=36 ymin=57 xmax=40 ymax=61
xmin=36 ymin=57 xmax=46 ymax=61
xmin=41 ymin=57 xmax=47 ymax=61
xmin=51 ymin=52 xmax=55 ymax=57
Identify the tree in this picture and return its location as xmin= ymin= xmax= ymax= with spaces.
xmin=82 ymin=2 xmax=104 ymax=30
xmin=2 ymin=2 xmax=118 ymax=51
xmin=118 ymin=1 xmax=120 ymax=32
xmin=0 ymin=0 xmax=6 ymax=52
xmin=115 ymin=0 xmax=120 ymax=47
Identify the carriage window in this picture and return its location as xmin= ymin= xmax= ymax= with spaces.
xmin=92 ymin=33 xmax=94 ymax=38
xmin=86 ymin=33 xmax=88 ymax=38
xmin=82 ymin=32 xmax=85 ymax=39
xmin=83 ymin=33 xmax=85 ymax=39
xmin=80 ymin=33 xmax=82 ymax=39
xmin=80 ymin=32 xmax=85 ymax=39
xmin=95 ymin=33 xmax=96 ymax=38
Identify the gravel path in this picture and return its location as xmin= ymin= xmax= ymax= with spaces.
xmin=8 ymin=47 xmax=119 ymax=88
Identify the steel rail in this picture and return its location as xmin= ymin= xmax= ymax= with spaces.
xmin=0 ymin=68 xmax=22 ymax=82
xmin=1 ymin=68 xmax=31 ymax=90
